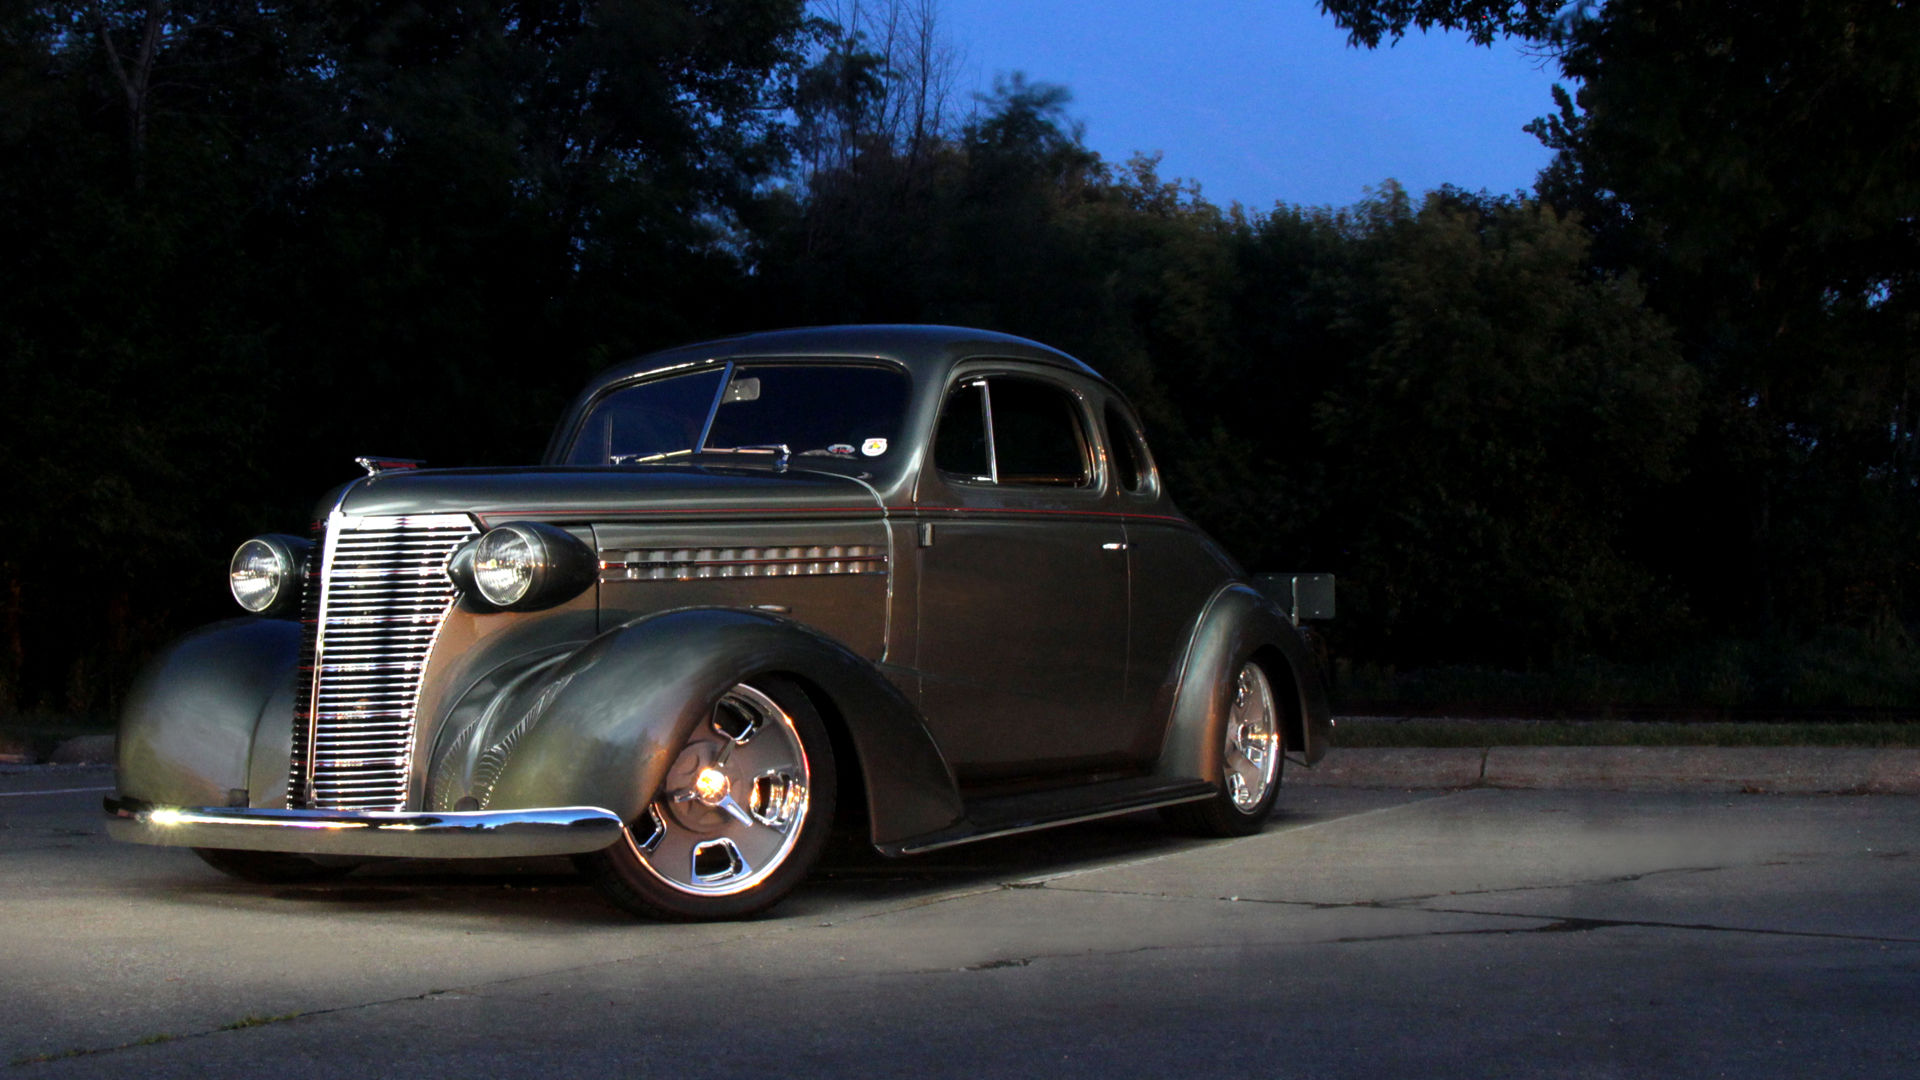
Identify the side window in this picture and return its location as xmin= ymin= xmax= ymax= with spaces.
xmin=933 ymin=375 xmax=1092 ymax=487
xmin=1104 ymin=402 xmax=1146 ymax=492
xmin=934 ymin=381 xmax=992 ymax=480
xmin=991 ymin=378 xmax=1090 ymax=485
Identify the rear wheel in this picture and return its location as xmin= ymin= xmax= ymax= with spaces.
xmin=193 ymin=848 xmax=357 ymax=884
xmin=577 ymin=676 xmax=835 ymax=921
xmin=1162 ymin=659 xmax=1284 ymax=837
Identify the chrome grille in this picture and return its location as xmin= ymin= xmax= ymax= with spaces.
xmin=289 ymin=513 xmax=477 ymax=810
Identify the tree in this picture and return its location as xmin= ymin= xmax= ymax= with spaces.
xmin=1316 ymin=0 xmax=1562 ymax=47
xmin=1299 ymin=187 xmax=1696 ymax=663
xmin=796 ymin=0 xmax=960 ymax=174
xmin=0 ymin=0 xmax=815 ymax=714
xmin=1319 ymin=0 xmax=1920 ymax=646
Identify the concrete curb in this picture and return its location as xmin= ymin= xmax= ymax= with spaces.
xmin=1292 ymin=746 xmax=1920 ymax=795
xmin=49 ymin=734 xmax=115 ymax=766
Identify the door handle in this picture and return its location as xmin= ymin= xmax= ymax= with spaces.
xmin=1101 ymin=541 xmax=1128 ymax=551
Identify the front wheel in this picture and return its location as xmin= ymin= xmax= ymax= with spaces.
xmin=576 ymin=676 xmax=835 ymax=921
xmin=1162 ymin=659 xmax=1285 ymax=837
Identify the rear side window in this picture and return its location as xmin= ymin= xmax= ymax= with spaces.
xmin=1104 ymin=402 xmax=1146 ymax=492
xmin=933 ymin=375 xmax=1090 ymax=487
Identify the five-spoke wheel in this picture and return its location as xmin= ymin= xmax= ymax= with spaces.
xmin=578 ymin=676 xmax=835 ymax=920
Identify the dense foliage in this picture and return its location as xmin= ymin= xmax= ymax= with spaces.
xmin=1 ymin=0 xmax=1914 ymax=715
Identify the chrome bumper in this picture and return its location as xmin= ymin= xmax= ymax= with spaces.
xmin=104 ymin=797 xmax=625 ymax=859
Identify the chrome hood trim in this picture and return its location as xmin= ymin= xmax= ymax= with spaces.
xmin=337 ymin=465 xmax=887 ymax=524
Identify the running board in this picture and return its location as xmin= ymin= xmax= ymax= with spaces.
xmin=880 ymin=777 xmax=1217 ymax=856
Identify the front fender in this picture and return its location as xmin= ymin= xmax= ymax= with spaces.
xmin=442 ymin=607 xmax=965 ymax=847
xmin=1155 ymin=584 xmax=1333 ymax=784
xmin=116 ymin=618 xmax=301 ymax=809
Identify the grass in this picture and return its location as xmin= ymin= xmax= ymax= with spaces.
xmin=1333 ymin=719 xmax=1920 ymax=749
xmin=10 ymin=1033 xmax=174 ymax=1067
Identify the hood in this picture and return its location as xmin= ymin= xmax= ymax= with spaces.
xmin=326 ymin=465 xmax=885 ymax=526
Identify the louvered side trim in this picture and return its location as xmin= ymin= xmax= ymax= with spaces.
xmin=599 ymin=544 xmax=888 ymax=581
xmin=289 ymin=513 xmax=477 ymax=811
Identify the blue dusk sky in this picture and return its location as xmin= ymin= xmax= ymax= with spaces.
xmin=935 ymin=0 xmax=1564 ymax=210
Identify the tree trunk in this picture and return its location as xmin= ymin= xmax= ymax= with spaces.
xmin=96 ymin=2 xmax=168 ymax=193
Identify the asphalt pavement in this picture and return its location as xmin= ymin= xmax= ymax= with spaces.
xmin=3 ymin=763 xmax=1916 ymax=1078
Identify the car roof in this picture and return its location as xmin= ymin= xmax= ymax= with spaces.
xmin=577 ymin=324 xmax=1102 ymax=398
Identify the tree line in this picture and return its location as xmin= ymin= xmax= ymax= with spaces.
xmin=1 ymin=0 xmax=1915 ymax=716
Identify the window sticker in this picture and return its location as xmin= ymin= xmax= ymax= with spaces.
xmin=827 ymin=443 xmax=855 ymax=456
xmin=861 ymin=438 xmax=888 ymax=457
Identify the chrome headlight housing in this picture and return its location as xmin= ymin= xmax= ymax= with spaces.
xmin=450 ymin=522 xmax=596 ymax=612
xmin=228 ymin=534 xmax=311 ymax=617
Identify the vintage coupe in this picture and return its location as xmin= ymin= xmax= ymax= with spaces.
xmin=107 ymin=325 xmax=1333 ymax=920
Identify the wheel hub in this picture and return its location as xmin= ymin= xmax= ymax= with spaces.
xmin=1223 ymin=663 xmax=1280 ymax=811
xmin=630 ymin=684 xmax=813 ymax=896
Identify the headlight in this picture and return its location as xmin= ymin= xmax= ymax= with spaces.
xmin=229 ymin=535 xmax=310 ymax=616
xmin=450 ymin=522 xmax=596 ymax=612
xmin=473 ymin=528 xmax=536 ymax=606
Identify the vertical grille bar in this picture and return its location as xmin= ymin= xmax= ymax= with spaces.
xmin=288 ymin=513 xmax=478 ymax=811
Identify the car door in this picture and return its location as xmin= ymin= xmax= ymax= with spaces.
xmin=911 ymin=369 xmax=1133 ymax=784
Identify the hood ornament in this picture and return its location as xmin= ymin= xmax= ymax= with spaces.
xmin=356 ymin=456 xmax=425 ymax=477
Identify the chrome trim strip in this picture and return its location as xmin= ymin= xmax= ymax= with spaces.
xmin=980 ymin=378 xmax=999 ymax=483
xmin=693 ymin=360 xmax=733 ymax=452
xmin=294 ymin=504 xmax=349 ymax=806
xmin=602 ymin=555 xmax=887 ymax=572
xmin=888 ymin=790 xmax=1216 ymax=856
xmin=599 ymin=545 xmax=889 ymax=581
xmin=105 ymin=798 xmax=623 ymax=859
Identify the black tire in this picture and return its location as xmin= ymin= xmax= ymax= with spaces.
xmin=193 ymin=848 xmax=358 ymax=884
xmin=1162 ymin=658 xmax=1285 ymax=837
xmin=576 ymin=675 xmax=836 ymax=921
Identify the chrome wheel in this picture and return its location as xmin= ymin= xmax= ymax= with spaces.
xmin=1223 ymin=662 xmax=1280 ymax=812
xmin=1161 ymin=657 xmax=1286 ymax=837
xmin=625 ymin=683 xmax=814 ymax=898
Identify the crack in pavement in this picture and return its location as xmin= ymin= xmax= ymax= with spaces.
xmin=1356 ymin=907 xmax=1920 ymax=946
xmin=1031 ymin=860 xmax=1729 ymax=909
xmin=1015 ymin=879 xmax=1920 ymax=946
xmin=5 ymin=879 xmax=1010 ymax=1069
xmin=1366 ymin=862 xmax=1735 ymax=906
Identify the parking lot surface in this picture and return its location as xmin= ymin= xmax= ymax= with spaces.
xmin=4 ymin=766 xmax=1917 ymax=1077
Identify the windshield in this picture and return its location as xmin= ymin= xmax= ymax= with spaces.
xmin=563 ymin=362 xmax=910 ymax=470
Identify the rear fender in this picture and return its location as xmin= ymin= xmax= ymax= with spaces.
xmin=1154 ymin=584 xmax=1333 ymax=784
xmin=466 ymin=608 xmax=965 ymax=847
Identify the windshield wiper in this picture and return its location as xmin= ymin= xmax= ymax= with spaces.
xmin=613 ymin=445 xmax=791 ymax=468
xmin=703 ymin=444 xmax=791 ymax=469
xmin=612 ymin=448 xmax=695 ymax=464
